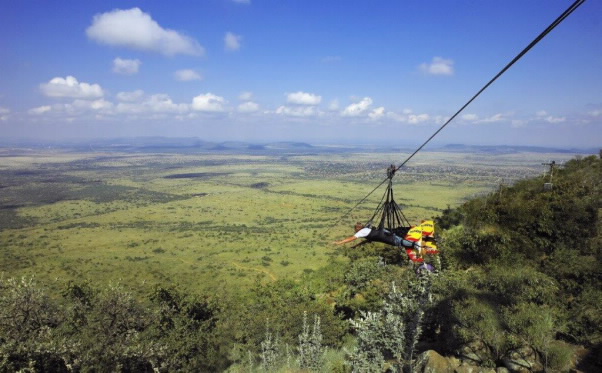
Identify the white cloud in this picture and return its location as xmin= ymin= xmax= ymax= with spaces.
xmin=544 ymin=116 xmax=566 ymax=123
xmin=86 ymin=8 xmax=205 ymax=56
xmin=71 ymin=99 xmax=114 ymax=111
xmin=536 ymin=110 xmax=565 ymax=123
xmin=238 ymin=101 xmax=259 ymax=113
xmin=342 ymin=97 xmax=372 ymax=116
xmin=115 ymin=102 xmax=143 ymax=114
xmin=275 ymin=105 xmax=317 ymax=117
xmin=286 ymin=91 xmax=322 ymax=105
xmin=0 ymin=107 xmax=9 ymax=120
xmin=462 ymin=113 xmax=479 ymax=121
xmin=112 ymin=57 xmax=141 ymax=75
xmin=369 ymin=107 xmax=385 ymax=120
xmin=116 ymin=90 xmax=145 ymax=102
xmin=191 ymin=93 xmax=226 ymax=112
xmin=175 ymin=69 xmax=203 ymax=81
xmin=146 ymin=94 xmax=187 ymax=113
xmin=419 ymin=57 xmax=454 ymax=76
xmin=433 ymin=115 xmax=449 ymax=125
xmin=588 ymin=109 xmax=601 ymax=117
xmin=477 ymin=113 xmax=504 ymax=123
xmin=224 ymin=32 xmax=242 ymax=51
xmin=28 ymin=100 xmax=114 ymax=116
xmin=239 ymin=91 xmax=253 ymax=101
xmin=29 ymin=105 xmax=52 ymax=115
xmin=386 ymin=112 xmax=405 ymax=122
xmin=28 ymin=91 xmax=193 ymax=119
xmin=117 ymin=94 xmax=187 ymax=114
xmin=40 ymin=76 xmax=104 ymax=99
xmin=408 ymin=113 xmax=430 ymax=124
xmin=386 ymin=109 xmax=431 ymax=125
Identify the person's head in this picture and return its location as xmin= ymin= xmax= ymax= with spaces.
xmin=354 ymin=222 xmax=365 ymax=232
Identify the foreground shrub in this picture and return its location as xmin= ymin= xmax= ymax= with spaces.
xmin=346 ymin=273 xmax=432 ymax=372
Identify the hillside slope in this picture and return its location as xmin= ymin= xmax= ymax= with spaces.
xmin=432 ymin=154 xmax=601 ymax=369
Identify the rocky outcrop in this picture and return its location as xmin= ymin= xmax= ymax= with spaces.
xmin=416 ymin=350 xmax=456 ymax=373
xmin=456 ymin=340 xmax=492 ymax=366
xmin=415 ymin=345 xmax=550 ymax=373
xmin=501 ymin=346 xmax=543 ymax=373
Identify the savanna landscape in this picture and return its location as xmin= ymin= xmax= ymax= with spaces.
xmin=0 ymin=145 xmax=559 ymax=293
xmin=1 ymin=143 xmax=599 ymax=372
xmin=2 ymin=0 xmax=600 ymax=371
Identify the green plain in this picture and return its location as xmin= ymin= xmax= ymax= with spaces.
xmin=0 ymin=149 xmax=577 ymax=297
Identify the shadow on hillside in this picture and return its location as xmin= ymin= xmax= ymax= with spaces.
xmin=576 ymin=342 xmax=602 ymax=372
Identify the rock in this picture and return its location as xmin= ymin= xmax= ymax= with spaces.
xmin=454 ymin=365 xmax=477 ymax=373
xmin=502 ymin=346 xmax=543 ymax=372
xmin=416 ymin=350 xmax=454 ymax=373
xmin=454 ymin=364 xmax=495 ymax=373
xmin=495 ymin=367 xmax=510 ymax=373
xmin=448 ymin=356 xmax=462 ymax=369
xmin=457 ymin=340 xmax=491 ymax=366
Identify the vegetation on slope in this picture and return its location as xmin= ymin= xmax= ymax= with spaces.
xmin=428 ymin=155 xmax=601 ymax=370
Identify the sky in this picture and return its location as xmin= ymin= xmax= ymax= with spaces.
xmin=0 ymin=0 xmax=600 ymax=148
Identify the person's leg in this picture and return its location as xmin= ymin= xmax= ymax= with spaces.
xmin=406 ymin=249 xmax=424 ymax=263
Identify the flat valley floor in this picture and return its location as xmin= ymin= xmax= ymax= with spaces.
xmin=0 ymin=149 xmax=579 ymax=296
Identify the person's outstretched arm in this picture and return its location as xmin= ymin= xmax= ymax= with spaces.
xmin=333 ymin=236 xmax=358 ymax=245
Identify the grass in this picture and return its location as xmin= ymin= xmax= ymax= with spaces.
xmin=0 ymin=149 xmax=578 ymax=297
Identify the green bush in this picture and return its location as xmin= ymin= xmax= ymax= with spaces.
xmin=344 ymin=257 xmax=385 ymax=294
xmin=546 ymin=340 xmax=575 ymax=372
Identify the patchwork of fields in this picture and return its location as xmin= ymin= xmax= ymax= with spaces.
xmin=0 ymin=149 xmax=577 ymax=296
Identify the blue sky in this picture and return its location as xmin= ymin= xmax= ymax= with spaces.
xmin=0 ymin=0 xmax=600 ymax=147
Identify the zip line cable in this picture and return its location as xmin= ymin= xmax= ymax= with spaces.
xmin=324 ymin=0 xmax=586 ymax=236
xmin=393 ymin=0 xmax=585 ymax=173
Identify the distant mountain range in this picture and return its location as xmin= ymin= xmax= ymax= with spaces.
xmin=0 ymin=137 xmax=597 ymax=155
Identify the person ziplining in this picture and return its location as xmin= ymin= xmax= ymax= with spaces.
xmin=333 ymin=165 xmax=439 ymax=265
xmin=333 ymin=219 xmax=439 ymax=264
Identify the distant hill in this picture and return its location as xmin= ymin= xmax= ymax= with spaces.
xmin=264 ymin=141 xmax=314 ymax=149
xmin=436 ymin=143 xmax=595 ymax=154
xmin=0 ymin=137 xmax=596 ymax=156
